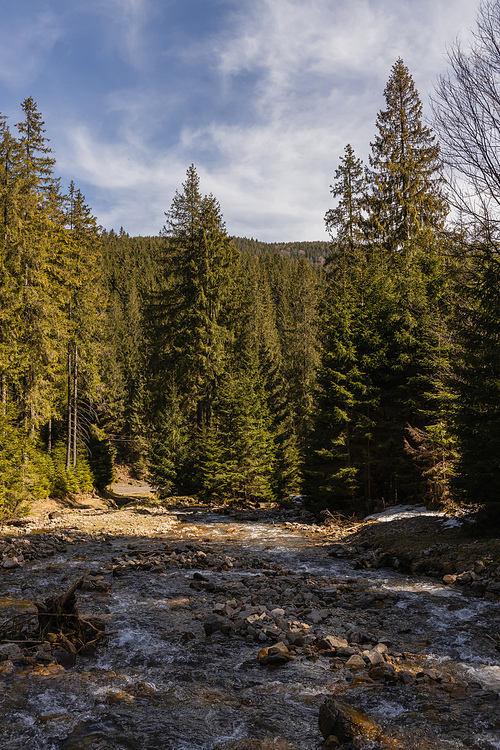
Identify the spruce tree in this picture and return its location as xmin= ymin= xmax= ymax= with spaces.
xmin=146 ymin=165 xmax=239 ymax=494
xmin=62 ymin=182 xmax=106 ymax=472
xmin=325 ymin=144 xmax=366 ymax=264
xmin=306 ymin=145 xmax=373 ymax=510
xmin=452 ymin=239 xmax=500 ymax=529
xmin=11 ymin=98 xmax=65 ymax=433
xmin=309 ymin=75 xmax=453 ymax=511
xmin=152 ymin=165 xmax=239 ymax=427
xmin=368 ymin=59 xmax=447 ymax=252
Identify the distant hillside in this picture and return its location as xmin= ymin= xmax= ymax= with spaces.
xmin=231 ymin=237 xmax=329 ymax=265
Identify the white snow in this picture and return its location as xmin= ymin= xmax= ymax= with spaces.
xmin=364 ymin=505 xmax=447 ymax=522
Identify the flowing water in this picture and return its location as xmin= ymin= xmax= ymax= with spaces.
xmin=0 ymin=507 xmax=499 ymax=749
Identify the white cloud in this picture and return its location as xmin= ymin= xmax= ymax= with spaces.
xmin=0 ymin=10 xmax=63 ymax=89
xmin=102 ymin=0 xmax=152 ymax=69
xmin=55 ymin=0 xmax=482 ymax=240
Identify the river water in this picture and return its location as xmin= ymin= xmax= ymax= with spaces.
xmin=0 ymin=507 xmax=499 ymax=749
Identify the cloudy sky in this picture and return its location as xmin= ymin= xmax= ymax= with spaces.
xmin=0 ymin=0 xmax=480 ymax=241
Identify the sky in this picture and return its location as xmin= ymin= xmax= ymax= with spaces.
xmin=0 ymin=0 xmax=481 ymax=241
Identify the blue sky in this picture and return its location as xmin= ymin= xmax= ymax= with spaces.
xmin=0 ymin=0 xmax=480 ymax=241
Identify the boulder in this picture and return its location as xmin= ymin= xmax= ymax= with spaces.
xmin=319 ymin=698 xmax=381 ymax=743
xmin=365 ymin=649 xmax=385 ymax=667
xmin=203 ymin=614 xmax=232 ymax=637
xmin=316 ymin=635 xmax=348 ymax=651
xmin=0 ymin=643 xmax=23 ymax=661
xmin=258 ymin=641 xmax=293 ymax=666
xmin=344 ymin=654 xmax=366 ymax=671
xmin=0 ymin=660 xmax=14 ymax=675
xmin=369 ymin=663 xmax=395 ymax=681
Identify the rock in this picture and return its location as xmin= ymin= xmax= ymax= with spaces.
xmin=270 ymin=608 xmax=286 ymax=619
xmin=0 ymin=643 xmax=23 ymax=661
xmin=470 ymin=581 xmax=487 ymax=596
xmin=0 ymin=660 xmax=14 ymax=675
xmin=474 ymin=560 xmax=486 ymax=574
xmin=344 ymin=654 xmax=366 ymax=671
xmin=308 ymin=609 xmax=329 ymax=623
xmin=369 ymin=663 xmax=395 ymax=681
xmin=53 ymin=650 xmax=77 ymax=668
xmin=321 ymin=737 xmax=340 ymax=748
xmin=2 ymin=557 xmax=19 ymax=569
xmin=398 ymin=669 xmax=416 ymax=685
xmin=365 ymin=649 xmax=385 ymax=666
xmin=319 ymin=698 xmax=381 ymax=743
xmin=258 ymin=641 xmax=293 ymax=666
xmin=316 ymin=635 xmax=348 ymax=651
xmin=193 ymin=572 xmax=209 ymax=581
xmin=214 ymin=739 xmax=296 ymax=749
xmin=353 ymin=593 xmax=375 ymax=609
xmin=203 ymin=614 xmax=232 ymax=636
xmin=443 ymin=574 xmax=457 ymax=585
xmin=456 ymin=570 xmax=474 ymax=584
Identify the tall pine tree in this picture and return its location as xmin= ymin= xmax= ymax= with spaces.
xmin=367 ymin=59 xmax=447 ymax=252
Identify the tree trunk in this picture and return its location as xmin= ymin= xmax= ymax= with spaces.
xmin=1 ymin=372 xmax=6 ymax=416
xmin=72 ymin=345 xmax=78 ymax=468
xmin=66 ymin=344 xmax=72 ymax=473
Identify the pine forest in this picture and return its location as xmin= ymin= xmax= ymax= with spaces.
xmin=2 ymin=51 xmax=500 ymax=532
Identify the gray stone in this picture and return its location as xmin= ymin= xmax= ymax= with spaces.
xmin=0 ymin=643 xmax=23 ymax=661
xmin=364 ymin=649 xmax=384 ymax=667
xmin=344 ymin=654 xmax=366 ymax=670
xmin=270 ymin=608 xmax=285 ymax=619
xmin=316 ymin=635 xmax=348 ymax=651
xmin=204 ymin=614 xmax=232 ymax=636
xmin=369 ymin=663 xmax=395 ymax=681
xmin=258 ymin=641 xmax=293 ymax=666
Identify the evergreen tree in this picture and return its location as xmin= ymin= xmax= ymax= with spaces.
xmin=367 ymin=59 xmax=447 ymax=252
xmin=214 ymin=363 xmax=276 ymax=502
xmin=0 ymin=114 xmax=22 ymax=412
xmin=146 ymin=165 xmax=239 ymax=495
xmin=306 ymin=144 xmax=373 ymax=510
xmin=10 ymin=98 xmax=65 ymax=434
xmin=148 ymin=385 xmax=190 ymax=496
xmin=452 ymin=239 xmax=500 ymax=529
xmin=100 ymin=231 xmax=162 ymax=473
xmin=62 ymin=182 xmax=106 ymax=472
xmin=325 ymin=144 xmax=366 ymax=262
xmin=150 ymin=165 xmax=239 ymax=428
xmin=308 ymin=74 xmax=453 ymax=512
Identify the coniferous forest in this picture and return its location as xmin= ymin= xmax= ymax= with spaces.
xmin=3 ymin=34 xmax=500 ymax=530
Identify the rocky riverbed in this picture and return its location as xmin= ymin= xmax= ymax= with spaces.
xmin=0 ymin=497 xmax=499 ymax=749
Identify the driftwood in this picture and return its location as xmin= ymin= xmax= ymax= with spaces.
xmin=34 ymin=575 xmax=107 ymax=654
xmin=0 ymin=575 xmax=107 ymax=658
xmin=35 ymin=574 xmax=84 ymax=635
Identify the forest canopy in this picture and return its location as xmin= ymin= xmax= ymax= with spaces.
xmin=3 ymin=6 xmax=500 ymax=531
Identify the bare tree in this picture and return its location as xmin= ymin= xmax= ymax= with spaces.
xmin=431 ymin=0 xmax=500 ymax=234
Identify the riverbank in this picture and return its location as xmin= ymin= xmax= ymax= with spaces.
xmin=0 ymin=498 xmax=499 ymax=749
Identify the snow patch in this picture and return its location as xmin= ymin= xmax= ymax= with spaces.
xmin=364 ymin=505 xmax=460 ymax=525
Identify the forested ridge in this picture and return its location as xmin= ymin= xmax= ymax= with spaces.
xmin=3 ymin=28 xmax=500 ymax=531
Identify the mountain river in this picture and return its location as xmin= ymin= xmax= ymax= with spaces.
xmin=0 ymin=504 xmax=499 ymax=749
